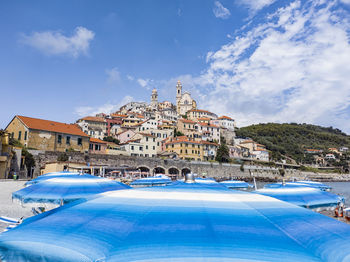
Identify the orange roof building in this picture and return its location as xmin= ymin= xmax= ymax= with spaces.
xmin=6 ymin=115 xmax=90 ymax=152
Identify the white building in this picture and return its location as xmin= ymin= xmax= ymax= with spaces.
xmin=76 ymin=116 xmax=107 ymax=140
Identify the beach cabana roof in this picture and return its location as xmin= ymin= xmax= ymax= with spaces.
xmin=130 ymin=175 xmax=172 ymax=186
xmin=219 ymin=180 xmax=253 ymax=189
xmin=13 ymin=174 xmax=130 ymax=207
xmin=255 ymin=186 xmax=343 ymax=210
xmin=2 ymin=182 xmax=350 ymax=261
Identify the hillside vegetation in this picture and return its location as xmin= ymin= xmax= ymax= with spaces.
xmin=235 ymin=123 xmax=350 ymax=163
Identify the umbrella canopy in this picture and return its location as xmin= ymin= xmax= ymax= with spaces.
xmin=25 ymin=172 xmax=82 ymax=186
xmin=255 ymin=186 xmax=343 ymax=210
xmin=130 ymin=175 xmax=172 ymax=186
xmin=13 ymin=174 xmax=130 ymax=206
xmin=219 ymin=180 xmax=253 ymax=189
xmin=264 ymin=181 xmax=331 ymax=191
xmin=1 ymin=182 xmax=350 ymax=261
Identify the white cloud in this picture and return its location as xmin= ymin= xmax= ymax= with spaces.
xmin=105 ymin=67 xmax=121 ymax=85
xmin=127 ymin=75 xmax=134 ymax=81
xmin=75 ymin=96 xmax=134 ymax=117
xmin=166 ymin=0 xmax=350 ymax=133
xmin=20 ymin=26 xmax=95 ymax=57
xmin=137 ymin=78 xmax=151 ymax=88
xmin=340 ymin=0 xmax=350 ymax=4
xmin=213 ymin=1 xmax=231 ymax=19
xmin=236 ymin=0 xmax=276 ymax=14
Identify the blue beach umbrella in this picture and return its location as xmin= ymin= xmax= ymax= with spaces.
xmin=25 ymin=171 xmax=82 ymax=186
xmin=13 ymin=174 xmax=130 ymax=207
xmin=255 ymin=186 xmax=343 ymax=210
xmin=220 ymin=180 xmax=253 ymax=190
xmin=1 ymin=182 xmax=350 ymax=261
xmin=130 ymin=175 xmax=172 ymax=186
xmin=264 ymin=181 xmax=331 ymax=191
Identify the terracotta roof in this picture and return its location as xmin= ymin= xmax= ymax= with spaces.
xmin=218 ymin=116 xmax=233 ymax=120
xmin=240 ymin=140 xmax=255 ymax=144
xmin=16 ymin=115 xmax=89 ymax=137
xmin=165 ymin=136 xmax=202 ymax=145
xmin=90 ymin=137 xmax=107 ymax=144
xmin=306 ymin=149 xmax=322 ymax=152
xmin=198 ymin=117 xmax=211 ymax=121
xmin=198 ymin=123 xmax=219 ymax=128
xmin=80 ymin=116 xmax=106 ymax=123
xmin=138 ymin=133 xmax=156 ymax=138
xmin=201 ymin=141 xmax=219 ymax=146
xmin=110 ymin=114 xmax=127 ymax=118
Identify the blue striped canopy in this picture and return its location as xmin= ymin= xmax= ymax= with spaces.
xmin=220 ymin=180 xmax=253 ymax=189
xmin=1 ymin=182 xmax=350 ymax=261
xmin=255 ymin=186 xmax=343 ymax=210
xmin=130 ymin=175 xmax=172 ymax=186
xmin=264 ymin=181 xmax=331 ymax=191
xmin=13 ymin=174 xmax=130 ymax=206
xmin=25 ymin=172 xmax=82 ymax=186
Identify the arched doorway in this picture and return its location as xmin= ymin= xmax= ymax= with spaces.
xmin=181 ymin=168 xmax=191 ymax=176
xmin=168 ymin=167 xmax=180 ymax=180
xmin=137 ymin=166 xmax=150 ymax=178
xmin=154 ymin=166 xmax=166 ymax=175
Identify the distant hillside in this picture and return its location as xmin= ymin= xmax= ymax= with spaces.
xmin=235 ymin=123 xmax=350 ymax=163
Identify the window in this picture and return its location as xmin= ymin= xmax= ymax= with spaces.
xmin=66 ymin=136 xmax=71 ymax=145
xmin=172 ymin=144 xmax=174 ymax=148
xmin=95 ymin=144 xmax=99 ymax=151
xmin=153 ymin=138 xmax=155 ymax=142
xmin=146 ymin=137 xmax=148 ymax=142
xmin=192 ymin=150 xmax=194 ymax=154
xmin=18 ymin=131 xmax=21 ymax=140
xmin=89 ymin=144 xmax=93 ymax=150
xmin=11 ymin=132 xmax=14 ymax=139
xmin=58 ymin=135 xmax=62 ymax=144
xmin=78 ymin=138 xmax=82 ymax=146
xmin=157 ymin=142 xmax=160 ymax=146
xmin=131 ymin=145 xmax=134 ymax=150
xmin=140 ymin=146 xmax=143 ymax=151
xmin=153 ymin=146 xmax=155 ymax=150
xmin=185 ymin=149 xmax=188 ymax=154
xmin=146 ymin=145 xmax=148 ymax=149
xmin=180 ymin=150 xmax=182 ymax=153
xmin=24 ymin=131 xmax=27 ymax=141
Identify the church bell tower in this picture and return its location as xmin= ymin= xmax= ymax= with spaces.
xmin=176 ymin=80 xmax=182 ymax=114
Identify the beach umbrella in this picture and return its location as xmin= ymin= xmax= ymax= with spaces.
xmin=255 ymin=186 xmax=343 ymax=210
xmin=219 ymin=180 xmax=253 ymax=190
xmin=130 ymin=174 xmax=172 ymax=187
xmin=13 ymin=174 xmax=130 ymax=208
xmin=25 ymin=171 xmax=82 ymax=186
xmin=1 ymin=182 xmax=350 ymax=261
xmin=264 ymin=181 xmax=331 ymax=191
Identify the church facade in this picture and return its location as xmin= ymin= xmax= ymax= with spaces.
xmin=175 ymin=80 xmax=197 ymax=116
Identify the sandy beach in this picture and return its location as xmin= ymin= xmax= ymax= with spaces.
xmin=0 ymin=180 xmax=33 ymax=232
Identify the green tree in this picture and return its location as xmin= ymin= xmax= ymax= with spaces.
xmin=215 ymin=138 xmax=230 ymax=163
xmin=9 ymin=138 xmax=35 ymax=174
xmin=103 ymin=136 xmax=120 ymax=144
xmin=174 ymin=129 xmax=184 ymax=137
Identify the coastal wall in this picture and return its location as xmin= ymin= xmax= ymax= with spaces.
xmin=27 ymin=151 xmax=287 ymax=180
xmin=29 ymin=150 xmax=350 ymax=181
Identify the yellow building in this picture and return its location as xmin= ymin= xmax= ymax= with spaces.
xmin=176 ymin=119 xmax=201 ymax=140
xmin=6 ymin=115 xmax=90 ymax=152
xmin=165 ymin=136 xmax=203 ymax=161
xmin=0 ymin=131 xmax=13 ymax=179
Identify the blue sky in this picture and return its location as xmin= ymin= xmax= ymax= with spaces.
xmin=1 ymin=0 xmax=350 ymax=133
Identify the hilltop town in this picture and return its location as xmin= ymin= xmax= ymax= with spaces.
xmin=1 ymin=81 xmax=349 ymax=178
